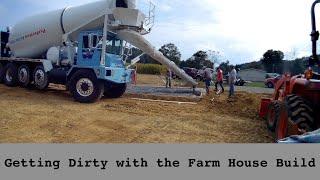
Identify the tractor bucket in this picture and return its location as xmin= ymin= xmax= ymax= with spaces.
xmin=259 ymin=98 xmax=271 ymax=118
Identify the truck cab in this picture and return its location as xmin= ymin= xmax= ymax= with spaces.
xmin=63 ymin=30 xmax=133 ymax=103
xmin=75 ymin=30 xmax=132 ymax=84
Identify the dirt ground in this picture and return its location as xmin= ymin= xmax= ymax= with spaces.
xmin=0 ymin=74 xmax=273 ymax=143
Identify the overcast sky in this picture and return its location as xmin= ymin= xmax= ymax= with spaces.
xmin=0 ymin=0 xmax=319 ymax=64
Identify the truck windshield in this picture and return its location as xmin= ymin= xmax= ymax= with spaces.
xmin=96 ymin=35 xmax=123 ymax=56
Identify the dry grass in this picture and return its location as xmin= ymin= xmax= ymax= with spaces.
xmin=0 ymin=82 xmax=272 ymax=143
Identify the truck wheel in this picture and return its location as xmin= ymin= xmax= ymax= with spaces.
xmin=69 ymin=70 xmax=104 ymax=103
xmin=275 ymin=95 xmax=315 ymax=140
xmin=0 ymin=63 xmax=5 ymax=83
xmin=33 ymin=65 xmax=49 ymax=90
xmin=18 ymin=65 xmax=31 ymax=87
xmin=266 ymin=101 xmax=282 ymax=132
xmin=104 ymin=83 xmax=127 ymax=98
xmin=267 ymin=82 xmax=274 ymax=88
xmin=4 ymin=63 xmax=18 ymax=87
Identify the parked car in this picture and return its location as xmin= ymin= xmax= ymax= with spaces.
xmin=171 ymin=71 xmax=181 ymax=79
xmin=183 ymin=67 xmax=198 ymax=79
xmin=265 ymin=75 xmax=281 ymax=88
xmin=196 ymin=68 xmax=214 ymax=81
xmin=266 ymin=73 xmax=280 ymax=79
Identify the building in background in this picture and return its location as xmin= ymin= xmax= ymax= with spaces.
xmin=238 ymin=68 xmax=267 ymax=82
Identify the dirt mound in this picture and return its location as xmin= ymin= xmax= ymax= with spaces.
xmin=204 ymin=92 xmax=271 ymax=119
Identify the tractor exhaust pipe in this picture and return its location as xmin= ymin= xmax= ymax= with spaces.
xmin=311 ymin=0 xmax=320 ymax=65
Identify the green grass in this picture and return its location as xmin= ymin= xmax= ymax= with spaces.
xmin=247 ymin=82 xmax=266 ymax=88
xmin=136 ymin=63 xmax=167 ymax=75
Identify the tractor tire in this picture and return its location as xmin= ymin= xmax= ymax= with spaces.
xmin=69 ymin=70 xmax=104 ymax=103
xmin=275 ymin=95 xmax=315 ymax=140
xmin=33 ymin=65 xmax=49 ymax=90
xmin=286 ymin=95 xmax=315 ymax=131
xmin=0 ymin=63 xmax=5 ymax=83
xmin=104 ymin=83 xmax=127 ymax=98
xmin=266 ymin=101 xmax=282 ymax=132
xmin=3 ymin=63 xmax=18 ymax=87
xmin=18 ymin=65 xmax=31 ymax=87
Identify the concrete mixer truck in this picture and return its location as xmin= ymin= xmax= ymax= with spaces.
xmin=0 ymin=0 xmax=198 ymax=103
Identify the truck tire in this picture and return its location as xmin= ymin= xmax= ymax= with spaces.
xmin=33 ymin=65 xmax=49 ymax=90
xmin=104 ymin=83 xmax=127 ymax=98
xmin=266 ymin=101 xmax=282 ymax=132
xmin=69 ymin=70 xmax=104 ymax=103
xmin=275 ymin=95 xmax=315 ymax=140
xmin=18 ymin=65 xmax=31 ymax=87
xmin=267 ymin=82 xmax=274 ymax=88
xmin=4 ymin=63 xmax=18 ymax=87
xmin=0 ymin=63 xmax=5 ymax=83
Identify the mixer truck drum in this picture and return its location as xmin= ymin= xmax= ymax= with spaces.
xmin=3 ymin=63 xmax=18 ymax=87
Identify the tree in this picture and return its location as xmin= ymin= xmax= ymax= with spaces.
xmin=207 ymin=50 xmax=223 ymax=69
xmin=180 ymin=51 xmax=214 ymax=69
xmin=219 ymin=61 xmax=232 ymax=73
xmin=261 ymin=49 xmax=284 ymax=73
xmin=159 ymin=43 xmax=182 ymax=65
xmin=283 ymin=58 xmax=307 ymax=75
xmin=126 ymin=47 xmax=159 ymax=64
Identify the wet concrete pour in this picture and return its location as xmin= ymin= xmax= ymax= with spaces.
xmin=126 ymin=85 xmax=205 ymax=101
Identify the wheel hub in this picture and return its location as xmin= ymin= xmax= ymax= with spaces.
xmin=35 ymin=70 xmax=45 ymax=85
xmin=19 ymin=68 xmax=28 ymax=83
xmin=76 ymin=78 xmax=94 ymax=97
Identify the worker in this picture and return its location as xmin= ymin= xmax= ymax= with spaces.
xmin=204 ymin=66 xmax=213 ymax=94
xmin=166 ymin=69 xmax=172 ymax=88
xmin=228 ymin=66 xmax=237 ymax=98
xmin=214 ymin=67 xmax=224 ymax=94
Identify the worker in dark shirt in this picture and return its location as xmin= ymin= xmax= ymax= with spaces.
xmin=166 ymin=69 xmax=172 ymax=88
xmin=204 ymin=67 xmax=212 ymax=94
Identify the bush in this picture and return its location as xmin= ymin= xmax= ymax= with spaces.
xmin=136 ymin=63 xmax=167 ymax=75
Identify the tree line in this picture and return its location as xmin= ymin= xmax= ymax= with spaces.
xmin=127 ymin=43 xmax=214 ymax=70
xmin=237 ymin=49 xmax=308 ymax=75
xmin=127 ymin=43 xmax=310 ymax=75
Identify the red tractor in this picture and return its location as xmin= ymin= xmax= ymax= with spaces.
xmin=259 ymin=0 xmax=320 ymax=141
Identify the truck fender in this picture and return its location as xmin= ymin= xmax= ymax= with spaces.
xmin=42 ymin=60 xmax=53 ymax=72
